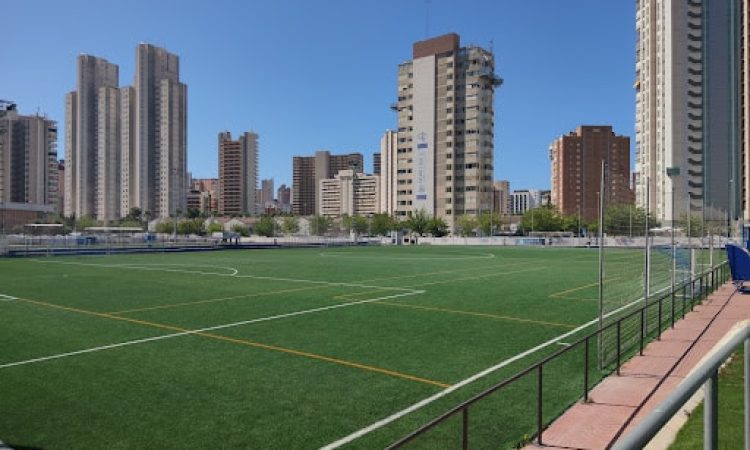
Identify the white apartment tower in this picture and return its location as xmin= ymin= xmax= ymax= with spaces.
xmin=635 ymin=0 xmax=742 ymax=225
xmin=393 ymin=33 xmax=501 ymax=229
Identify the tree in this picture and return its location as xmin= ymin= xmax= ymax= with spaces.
xmin=155 ymin=220 xmax=174 ymax=234
xmin=603 ymin=205 xmax=657 ymax=237
xmin=679 ymin=214 xmax=705 ymax=238
xmin=281 ymin=216 xmax=299 ymax=235
xmin=371 ymin=213 xmax=395 ymax=236
xmin=427 ymin=217 xmax=449 ymax=237
xmin=351 ymin=215 xmax=369 ymax=236
xmin=456 ymin=215 xmax=478 ymax=237
xmin=310 ymin=215 xmax=331 ymax=236
xmin=185 ymin=208 xmax=202 ymax=219
xmin=255 ymin=216 xmax=275 ymax=237
xmin=177 ymin=219 xmax=204 ymax=235
xmin=340 ymin=214 xmax=353 ymax=235
xmin=206 ymin=222 xmax=223 ymax=235
xmin=232 ymin=223 xmax=250 ymax=237
xmin=478 ymin=212 xmax=500 ymax=236
xmin=519 ymin=206 xmax=562 ymax=233
xmin=75 ymin=216 xmax=100 ymax=231
xmin=405 ymin=209 xmax=430 ymax=236
xmin=125 ymin=207 xmax=143 ymax=222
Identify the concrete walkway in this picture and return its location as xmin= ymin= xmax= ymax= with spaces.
xmin=525 ymin=282 xmax=747 ymax=450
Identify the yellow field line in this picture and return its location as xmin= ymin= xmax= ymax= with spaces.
xmin=15 ymin=296 xmax=450 ymax=389
xmin=549 ymin=277 xmax=622 ymax=300
xmin=356 ymin=263 xmax=533 ymax=284
xmin=376 ymin=302 xmax=576 ymax=329
xmin=109 ymin=284 xmax=332 ymax=315
xmin=403 ymin=267 xmax=545 ymax=288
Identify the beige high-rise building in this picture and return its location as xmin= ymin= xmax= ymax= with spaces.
xmin=65 ymin=44 xmax=187 ymax=221
xmin=65 ymin=54 xmax=119 ymax=219
xmin=292 ymin=150 xmax=363 ymax=216
xmin=743 ymin=0 xmax=750 ymax=221
xmin=0 ymin=102 xmax=58 ymax=208
xmin=135 ymin=43 xmax=187 ymax=218
xmin=96 ymin=86 xmax=122 ymax=222
xmin=393 ymin=33 xmax=501 ymax=229
xmin=218 ymin=131 xmax=258 ymax=215
xmin=636 ymin=0 xmax=743 ymax=225
xmin=492 ymin=180 xmax=510 ymax=217
xmin=260 ymin=178 xmax=274 ymax=208
xmin=319 ymin=170 xmax=380 ymax=218
xmin=120 ymin=86 xmax=135 ymax=218
xmin=379 ymin=130 xmax=398 ymax=216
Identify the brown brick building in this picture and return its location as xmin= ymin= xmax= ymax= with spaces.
xmin=292 ymin=150 xmax=363 ymax=216
xmin=550 ymin=126 xmax=633 ymax=222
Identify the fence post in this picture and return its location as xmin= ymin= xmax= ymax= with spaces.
xmin=658 ymin=296 xmax=663 ymax=340
xmin=745 ymin=339 xmax=749 ymax=450
xmin=617 ymin=321 xmax=622 ymax=375
xmin=672 ymin=286 xmax=677 ymax=328
xmin=640 ymin=307 xmax=645 ymax=356
xmin=537 ymin=365 xmax=544 ymax=445
xmin=705 ymin=370 xmax=719 ymax=450
xmin=584 ymin=337 xmax=590 ymax=403
xmin=462 ymin=407 xmax=469 ymax=450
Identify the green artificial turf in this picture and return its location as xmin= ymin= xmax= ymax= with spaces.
xmin=0 ymin=245 xmax=722 ymax=449
xmin=669 ymin=349 xmax=746 ymax=449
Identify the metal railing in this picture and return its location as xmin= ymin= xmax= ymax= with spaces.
xmin=612 ymin=319 xmax=750 ymax=450
xmin=388 ymin=261 xmax=729 ymax=449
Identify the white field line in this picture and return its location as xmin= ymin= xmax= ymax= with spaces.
xmin=31 ymin=259 xmax=419 ymax=293
xmin=0 ymin=290 xmax=425 ymax=370
xmin=320 ymin=287 xmax=671 ymax=449
xmin=0 ymin=294 xmax=18 ymax=302
xmin=320 ymin=252 xmax=496 ymax=261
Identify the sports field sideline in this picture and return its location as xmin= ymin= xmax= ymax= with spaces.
xmin=0 ymin=245 xmax=684 ymax=448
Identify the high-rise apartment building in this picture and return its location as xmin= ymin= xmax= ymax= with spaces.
xmin=260 ymin=178 xmax=275 ymax=208
xmin=742 ymin=0 xmax=750 ymax=221
xmin=492 ymin=180 xmax=510 ymax=216
xmin=511 ymin=189 xmax=541 ymax=215
xmin=218 ymin=131 xmax=258 ymax=215
xmin=550 ymin=126 xmax=633 ymax=222
xmin=373 ymin=152 xmax=381 ymax=175
xmin=379 ymin=130 xmax=398 ymax=216
xmin=277 ymin=184 xmax=291 ymax=207
xmin=187 ymin=178 xmax=217 ymax=214
xmin=134 ymin=44 xmax=187 ymax=218
xmin=319 ymin=170 xmax=380 ymax=218
xmin=65 ymin=55 xmax=118 ymax=219
xmin=0 ymin=102 xmax=58 ymax=208
xmin=636 ymin=0 xmax=743 ymax=225
xmin=393 ymin=33 xmax=501 ymax=229
xmin=292 ymin=150 xmax=363 ymax=216
xmin=65 ymin=44 xmax=187 ymax=221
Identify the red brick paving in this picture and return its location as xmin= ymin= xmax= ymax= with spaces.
xmin=525 ymin=283 xmax=749 ymax=450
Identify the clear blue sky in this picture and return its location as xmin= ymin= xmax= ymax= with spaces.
xmin=2 ymin=0 xmax=635 ymax=191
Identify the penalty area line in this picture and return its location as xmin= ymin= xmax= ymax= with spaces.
xmin=0 ymin=289 xmax=426 ymax=370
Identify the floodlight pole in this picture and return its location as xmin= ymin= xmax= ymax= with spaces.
xmin=644 ymin=179 xmax=651 ymax=336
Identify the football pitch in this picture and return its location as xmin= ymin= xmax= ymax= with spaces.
xmin=0 ymin=245 xmax=699 ymax=448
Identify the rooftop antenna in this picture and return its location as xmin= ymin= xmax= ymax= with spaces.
xmin=425 ymin=0 xmax=431 ymax=38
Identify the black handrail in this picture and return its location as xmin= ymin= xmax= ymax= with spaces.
xmin=388 ymin=260 xmax=729 ymax=449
